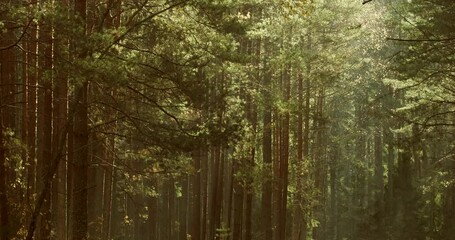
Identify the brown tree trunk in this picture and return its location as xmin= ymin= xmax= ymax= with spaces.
xmin=210 ymin=145 xmax=223 ymax=240
xmin=52 ymin=16 xmax=69 ymax=237
xmin=26 ymin=20 xmax=38 ymax=212
xmin=244 ymin=38 xmax=259 ymax=240
xmin=0 ymin=115 xmax=7 ymax=240
xmin=71 ymin=80 xmax=89 ymax=239
xmin=0 ymin=89 xmax=9 ymax=240
xmin=191 ymin=150 xmax=202 ymax=240
xmin=87 ymin=134 xmax=104 ymax=239
xmin=292 ymin=72 xmax=305 ymax=240
xmin=312 ymin=87 xmax=326 ymax=240
xmin=232 ymin=159 xmax=244 ymax=240
xmin=277 ymin=66 xmax=290 ymax=240
xmin=36 ymin=4 xmax=53 ymax=236
xmin=102 ymin=135 xmax=115 ymax=240
xmin=147 ymin=177 xmax=158 ymax=239
xmin=374 ymin=126 xmax=384 ymax=238
xmin=0 ymin=16 xmax=16 ymax=239
xmin=261 ymin=39 xmax=273 ymax=240
xmin=272 ymin=105 xmax=281 ymax=240
xmin=179 ymin=176 xmax=189 ymax=240
xmin=70 ymin=0 xmax=89 ymax=238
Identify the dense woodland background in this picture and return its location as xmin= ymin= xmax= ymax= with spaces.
xmin=1 ymin=0 xmax=455 ymax=239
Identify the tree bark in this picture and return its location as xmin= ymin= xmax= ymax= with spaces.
xmin=0 ymin=101 xmax=8 ymax=240
xmin=191 ymin=150 xmax=202 ymax=240
xmin=52 ymin=17 xmax=69 ymax=237
xmin=0 ymin=17 xmax=16 ymax=239
xmin=71 ymin=81 xmax=89 ymax=239
xmin=36 ymin=3 xmax=53 ymax=236
xmin=261 ymin=39 xmax=273 ymax=240
xmin=102 ymin=136 xmax=115 ymax=240
xmin=277 ymin=66 xmax=290 ymax=240
xmin=70 ymin=0 xmax=89 ymax=238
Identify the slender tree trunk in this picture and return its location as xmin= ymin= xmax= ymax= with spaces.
xmin=313 ymin=87 xmax=326 ymax=240
xmin=179 ymin=176 xmax=189 ymax=240
xmin=51 ymin=73 xmax=68 ymax=240
xmin=210 ymin=145 xmax=223 ymax=240
xmin=36 ymin=3 xmax=53 ymax=236
xmin=0 ymin=17 xmax=16 ymax=239
xmin=147 ymin=178 xmax=158 ymax=240
xmin=52 ymin=18 xmax=68 ymax=237
xmin=232 ymin=158 xmax=244 ymax=240
xmin=102 ymin=135 xmax=115 ymax=240
xmin=277 ymin=66 xmax=290 ymax=240
xmin=191 ymin=150 xmax=202 ymax=240
xmin=71 ymin=81 xmax=89 ymax=239
xmin=374 ymin=126 xmax=384 ymax=239
xmin=261 ymin=39 xmax=273 ymax=240
xmin=292 ymin=72 xmax=303 ymax=240
xmin=244 ymin=38 xmax=259 ymax=240
xmin=71 ymin=0 xmax=89 ymax=237
xmin=0 ymin=101 xmax=8 ymax=240
xmin=87 ymin=134 xmax=104 ymax=239
xmin=201 ymin=147 xmax=208 ymax=240
xmin=293 ymin=36 xmax=311 ymax=240
xmin=272 ymin=105 xmax=281 ymax=240
xmin=26 ymin=19 xmax=38 ymax=212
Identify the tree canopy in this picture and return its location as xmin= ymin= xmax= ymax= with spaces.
xmin=1 ymin=0 xmax=454 ymax=239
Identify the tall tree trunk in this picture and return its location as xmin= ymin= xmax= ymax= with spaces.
xmin=52 ymin=14 xmax=69 ymax=236
xmin=0 ymin=15 xmax=16 ymax=238
xmin=328 ymin=147 xmax=338 ymax=240
xmin=179 ymin=176 xmax=189 ymax=240
xmin=277 ymin=66 xmax=290 ymax=240
xmin=244 ymin=37 xmax=259 ymax=240
xmin=71 ymin=81 xmax=89 ymax=239
xmin=147 ymin=177 xmax=158 ymax=240
xmin=210 ymin=145 xmax=223 ymax=240
xmin=0 ymin=114 xmax=7 ymax=240
xmin=87 ymin=134 xmax=104 ymax=239
xmin=0 ymin=91 xmax=9 ymax=240
xmin=191 ymin=150 xmax=202 ymax=240
xmin=261 ymin=39 xmax=273 ymax=240
xmin=102 ymin=135 xmax=115 ymax=240
xmin=292 ymin=72 xmax=304 ymax=240
xmin=313 ymin=87 xmax=326 ymax=240
xmin=293 ymin=36 xmax=311 ymax=240
xmin=272 ymin=104 xmax=281 ymax=240
xmin=71 ymin=0 xmax=89 ymax=237
xmin=36 ymin=3 xmax=53 ymax=236
xmin=373 ymin=126 xmax=384 ymax=239
xmin=26 ymin=19 xmax=38 ymax=212
xmin=232 ymin=159 xmax=245 ymax=240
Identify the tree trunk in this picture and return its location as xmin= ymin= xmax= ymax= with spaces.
xmin=277 ymin=66 xmax=290 ymax=240
xmin=71 ymin=81 xmax=89 ymax=239
xmin=36 ymin=4 xmax=53 ymax=236
xmin=0 ymin=101 xmax=8 ymax=240
xmin=0 ymin=16 xmax=16 ymax=239
xmin=102 ymin=135 xmax=115 ymax=240
xmin=52 ymin=20 xmax=68 ymax=237
xmin=26 ymin=19 xmax=38 ymax=213
xmin=191 ymin=150 xmax=202 ymax=240
xmin=261 ymin=39 xmax=273 ymax=240
xmin=232 ymin=160 xmax=244 ymax=240
xmin=373 ymin=126 xmax=384 ymax=239
xmin=313 ymin=87 xmax=326 ymax=240
xmin=71 ymin=0 xmax=88 ymax=237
